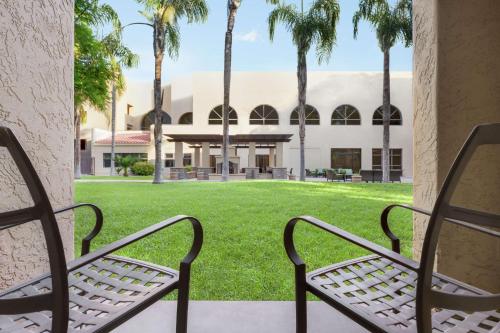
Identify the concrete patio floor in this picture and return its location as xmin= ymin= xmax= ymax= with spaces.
xmin=114 ymin=301 xmax=368 ymax=333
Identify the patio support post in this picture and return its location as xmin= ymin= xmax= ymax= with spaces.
xmin=194 ymin=147 xmax=201 ymax=168
xmin=175 ymin=142 xmax=184 ymax=168
xmin=0 ymin=0 xmax=74 ymax=288
xmin=276 ymin=142 xmax=284 ymax=168
xmin=413 ymin=0 xmax=500 ymax=291
xmin=201 ymin=142 xmax=210 ymax=168
xmin=269 ymin=147 xmax=276 ymax=168
xmin=248 ymin=142 xmax=256 ymax=168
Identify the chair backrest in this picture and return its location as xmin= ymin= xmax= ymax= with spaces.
xmin=0 ymin=127 xmax=69 ymax=332
xmin=416 ymin=123 xmax=500 ymax=332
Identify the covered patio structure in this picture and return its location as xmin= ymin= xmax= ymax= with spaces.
xmin=165 ymin=134 xmax=293 ymax=180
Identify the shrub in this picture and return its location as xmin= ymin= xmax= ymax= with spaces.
xmin=131 ymin=161 xmax=154 ymax=176
xmin=115 ymin=155 xmax=138 ymax=177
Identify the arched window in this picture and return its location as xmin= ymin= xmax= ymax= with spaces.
xmin=372 ymin=105 xmax=402 ymax=125
xmin=290 ymin=105 xmax=320 ymax=125
xmin=331 ymin=105 xmax=361 ymax=125
xmin=178 ymin=112 xmax=193 ymax=125
xmin=249 ymin=105 xmax=279 ymax=125
xmin=141 ymin=110 xmax=171 ymax=130
xmin=208 ymin=105 xmax=238 ymax=125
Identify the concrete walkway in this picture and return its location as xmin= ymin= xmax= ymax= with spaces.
xmin=114 ymin=301 xmax=367 ymax=333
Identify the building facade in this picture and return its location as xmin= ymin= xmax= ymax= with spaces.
xmin=82 ymin=72 xmax=413 ymax=179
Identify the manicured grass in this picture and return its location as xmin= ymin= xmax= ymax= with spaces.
xmin=75 ymin=181 xmax=413 ymax=300
xmin=80 ymin=175 xmax=153 ymax=180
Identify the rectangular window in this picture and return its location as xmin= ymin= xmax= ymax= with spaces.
xmin=183 ymin=153 xmax=192 ymax=167
xmin=331 ymin=148 xmax=362 ymax=172
xmin=126 ymin=124 xmax=133 ymax=130
xmin=165 ymin=153 xmax=174 ymax=168
xmin=103 ymin=153 xmax=147 ymax=168
xmin=80 ymin=139 xmax=87 ymax=151
xmin=209 ymin=155 xmax=216 ymax=170
xmin=372 ymin=149 xmax=402 ymax=170
xmin=256 ymin=155 xmax=270 ymax=173
xmin=127 ymin=104 xmax=134 ymax=116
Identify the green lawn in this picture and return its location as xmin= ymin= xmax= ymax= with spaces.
xmin=75 ymin=181 xmax=413 ymax=300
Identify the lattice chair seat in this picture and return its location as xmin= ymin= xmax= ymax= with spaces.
xmin=307 ymin=255 xmax=500 ymax=333
xmin=0 ymin=256 xmax=179 ymax=332
xmin=285 ymin=124 xmax=500 ymax=333
xmin=0 ymin=127 xmax=203 ymax=333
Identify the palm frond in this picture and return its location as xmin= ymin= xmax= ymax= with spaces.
xmin=352 ymin=0 xmax=412 ymax=51
xmin=164 ymin=22 xmax=181 ymax=59
xmin=268 ymin=3 xmax=298 ymax=41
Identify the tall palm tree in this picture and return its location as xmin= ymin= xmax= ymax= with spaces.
xmin=268 ymin=0 xmax=340 ymax=181
xmin=102 ymin=32 xmax=139 ymax=176
xmin=221 ymin=0 xmax=241 ymax=181
xmin=130 ymin=0 xmax=209 ymax=184
xmin=353 ymin=0 xmax=412 ymax=182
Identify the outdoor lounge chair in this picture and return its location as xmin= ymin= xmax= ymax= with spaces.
xmin=0 ymin=127 xmax=203 ymax=333
xmin=284 ymin=123 xmax=500 ymax=333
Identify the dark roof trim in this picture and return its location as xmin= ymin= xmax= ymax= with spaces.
xmin=166 ymin=134 xmax=293 ymax=144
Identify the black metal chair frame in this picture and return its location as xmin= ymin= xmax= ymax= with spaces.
xmin=0 ymin=127 xmax=203 ymax=333
xmin=285 ymin=123 xmax=500 ymax=333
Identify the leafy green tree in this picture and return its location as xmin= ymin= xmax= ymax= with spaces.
xmin=74 ymin=24 xmax=113 ymax=179
xmin=74 ymin=0 xmax=120 ymax=178
xmin=353 ymin=0 xmax=412 ymax=182
xmin=221 ymin=0 xmax=241 ymax=181
xmin=102 ymin=32 xmax=139 ymax=176
xmin=129 ymin=0 xmax=209 ymax=184
xmin=268 ymin=0 xmax=341 ymax=181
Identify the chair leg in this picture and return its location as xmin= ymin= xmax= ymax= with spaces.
xmin=176 ymin=264 xmax=191 ymax=333
xmin=295 ymin=265 xmax=307 ymax=333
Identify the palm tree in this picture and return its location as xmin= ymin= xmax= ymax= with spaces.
xmin=102 ymin=32 xmax=139 ymax=176
xmin=353 ymin=0 xmax=412 ymax=182
xmin=130 ymin=0 xmax=209 ymax=184
xmin=221 ymin=0 xmax=241 ymax=181
xmin=268 ymin=0 xmax=341 ymax=181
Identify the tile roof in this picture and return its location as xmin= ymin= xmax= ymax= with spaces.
xmin=95 ymin=132 xmax=151 ymax=145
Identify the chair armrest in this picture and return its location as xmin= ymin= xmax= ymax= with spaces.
xmin=380 ymin=204 xmax=431 ymax=253
xmin=284 ymin=215 xmax=419 ymax=273
xmin=68 ymin=215 xmax=203 ymax=273
xmin=54 ymin=203 xmax=103 ymax=256
xmin=380 ymin=204 xmax=499 ymax=253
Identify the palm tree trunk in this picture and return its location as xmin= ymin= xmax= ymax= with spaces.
xmin=110 ymin=83 xmax=117 ymax=176
xmin=74 ymin=107 xmax=81 ymax=179
xmin=297 ymin=49 xmax=307 ymax=182
xmin=382 ymin=49 xmax=391 ymax=183
xmin=222 ymin=3 xmax=238 ymax=182
xmin=153 ymin=22 xmax=165 ymax=184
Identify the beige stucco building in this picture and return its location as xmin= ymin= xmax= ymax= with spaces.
xmin=83 ymin=72 xmax=413 ymax=179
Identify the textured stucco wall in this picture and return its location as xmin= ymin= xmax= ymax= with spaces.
xmin=413 ymin=0 xmax=500 ymax=291
xmin=0 ymin=1 xmax=74 ymax=288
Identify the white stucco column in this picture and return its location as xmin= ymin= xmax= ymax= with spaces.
xmin=194 ymin=147 xmax=201 ymax=167
xmin=275 ymin=142 xmax=284 ymax=168
xmin=269 ymin=147 xmax=276 ymax=168
xmin=248 ymin=142 xmax=256 ymax=168
xmin=175 ymin=142 xmax=184 ymax=168
xmin=0 ymin=1 xmax=73 ymax=288
xmin=201 ymin=142 xmax=210 ymax=168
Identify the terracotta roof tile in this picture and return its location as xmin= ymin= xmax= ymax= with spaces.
xmin=95 ymin=132 xmax=150 ymax=145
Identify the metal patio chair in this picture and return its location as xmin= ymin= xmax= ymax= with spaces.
xmin=285 ymin=123 xmax=500 ymax=333
xmin=0 ymin=127 xmax=203 ymax=333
